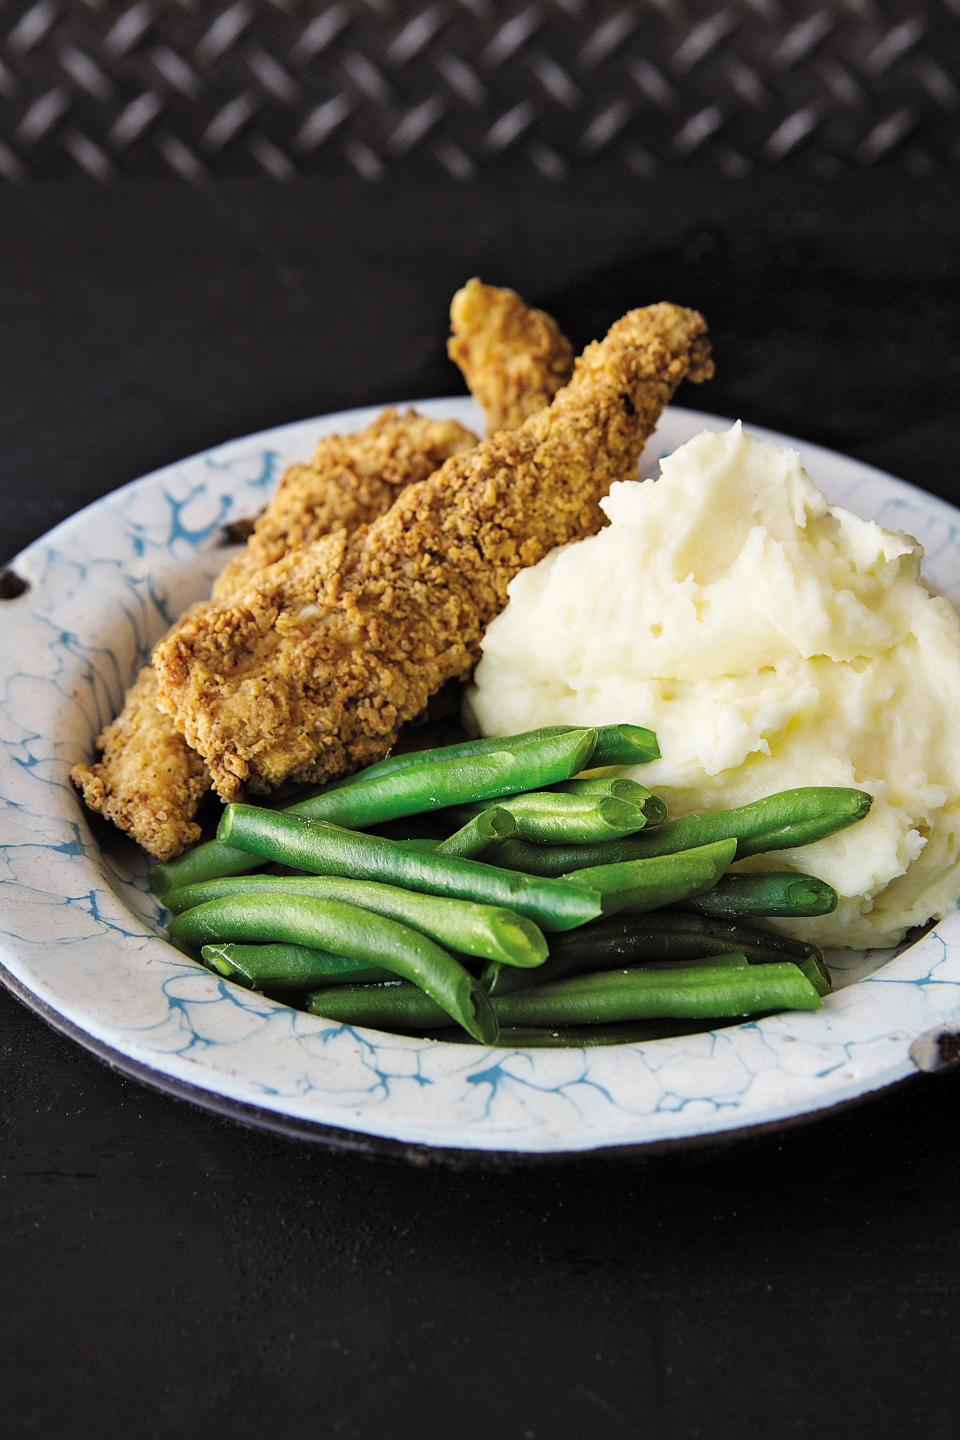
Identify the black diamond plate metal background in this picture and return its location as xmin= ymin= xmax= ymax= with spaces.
xmin=0 ymin=0 xmax=958 ymax=180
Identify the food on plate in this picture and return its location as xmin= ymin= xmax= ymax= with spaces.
xmin=481 ymin=910 xmax=831 ymax=997
xmin=156 ymin=726 xmax=880 ymax=1045
xmin=71 ymin=666 xmax=212 ymax=864
xmin=73 ymin=276 xmax=944 ymax=1049
xmin=488 ymin=787 xmax=873 ymax=875
xmin=446 ymin=789 xmax=653 ymax=845
xmin=211 ymin=408 xmax=477 ymax=600
xmin=682 ymin=871 xmax=839 ymax=919
xmin=302 ymin=961 xmax=822 ymax=1036
xmin=71 ymin=278 xmax=570 ymax=859
xmin=434 ymin=807 xmax=517 ymax=859
xmin=152 ymin=303 xmax=714 ymax=800
xmin=172 ymin=890 xmax=499 ymax=1043
xmin=71 ymin=409 xmax=476 ymax=859
xmin=150 ymin=725 xmax=603 ymax=890
xmin=468 ymin=422 xmax=960 ymax=947
xmin=212 ymin=806 xmax=607 ymax=933
xmin=163 ymin=872 xmax=550 ymax=968
xmin=448 ymin=277 xmax=574 ymax=433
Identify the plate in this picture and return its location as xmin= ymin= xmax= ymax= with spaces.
xmin=1 ymin=401 xmax=958 ymax=1161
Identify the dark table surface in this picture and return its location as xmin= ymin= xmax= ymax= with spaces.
xmin=2 ymin=173 xmax=959 ymax=1440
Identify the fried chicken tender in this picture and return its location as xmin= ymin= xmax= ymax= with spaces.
xmin=213 ymin=409 xmax=476 ymax=599
xmin=72 ymin=409 xmax=476 ymax=858
xmin=71 ymin=667 xmax=211 ymax=861
xmin=153 ymin=304 xmax=713 ymax=800
xmin=448 ymin=278 xmax=575 ymax=434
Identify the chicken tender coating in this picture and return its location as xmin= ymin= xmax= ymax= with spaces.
xmin=214 ymin=408 xmax=476 ymax=598
xmin=154 ymin=304 xmax=713 ymax=799
xmin=71 ymin=667 xmax=210 ymax=858
xmin=448 ymin=278 xmax=574 ymax=434
xmin=71 ymin=409 xmax=477 ymax=859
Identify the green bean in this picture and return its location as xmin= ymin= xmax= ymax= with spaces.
xmin=170 ymin=893 xmax=497 ymax=1043
xmin=477 ymin=1020 xmax=731 ymax=1047
xmin=604 ymin=911 xmax=823 ymax=964
xmin=201 ymin=942 xmax=391 ymax=990
xmin=482 ymin=958 xmax=822 ymax=1027
xmin=305 ymin=960 xmax=820 ymax=1031
xmin=563 ymin=839 xmax=736 ymax=914
xmin=580 ymin=723 xmax=659 ymax=766
xmin=797 ymin=955 xmax=832 ymax=998
xmin=447 ymin=791 xmax=647 ymax=844
xmin=551 ymin=777 xmax=668 ymax=825
xmin=489 ymin=788 xmax=872 ymax=876
xmin=434 ymin=807 xmax=517 ymax=859
xmin=489 ymin=951 xmax=756 ymax=990
xmin=313 ymin=722 xmax=657 ymax=793
xmin=484 ymin=908 xmax=829 ymax=997
xmin=370 ymin=818 xmax=444 ymax=843
xmin=682 ymin=870 xmax=838 ymax=918
xmin=151 ymin=837 xmax=263 ymax=893
xmin=151 ymin=728 xmax=597 ymax=893
xmin=164 ymin=872 xmax=547 ymax=967
xmin=217 ymin=808 xmax=602 ymax=932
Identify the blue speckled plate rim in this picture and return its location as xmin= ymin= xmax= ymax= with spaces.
xmin=1 ymin=400 xmax=958 ymax=1161
xmin=0 ymin=952 xmax=936 ymax=1169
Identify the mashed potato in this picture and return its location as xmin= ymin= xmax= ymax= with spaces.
xmin=468 ymin=423 xmax=960 ymax=948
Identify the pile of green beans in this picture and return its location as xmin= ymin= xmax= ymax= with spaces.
xmin=170 ymin=893 xmax=498 ymax=1043
xmin=490 ymin=788 xmax=872 ymax=877
xmin=150 ymin=724 xmax=648 ymax=893
xmin=156 ymin=723 xmax=874 ymax=1047
xmin=164 ymin=872 xmax=548 ymax=967
xmin=216 ymin=809 xmax=603 ymax=933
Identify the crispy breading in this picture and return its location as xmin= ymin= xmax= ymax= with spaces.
xmin=154 ymin=304 xmax=713 ymax=800
xmin=71 ymin=667 xmax=211 ymax=858
xmin=448 ymin=278 xmax=575 ymax=434
xmin=213 ymin=409 xmax=477 ymax=599
xmin=71 ymin=409 xmax=477 ymax=858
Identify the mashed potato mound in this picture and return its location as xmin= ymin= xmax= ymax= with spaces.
xmin=468 ymin=423 xmax=960 ymax=948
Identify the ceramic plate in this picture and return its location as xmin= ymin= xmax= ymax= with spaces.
xmin=1 ymin=401 xmax=958 ymax=1161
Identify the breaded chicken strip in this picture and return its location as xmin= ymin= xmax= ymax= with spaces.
xmin=448 ymin=278 xmax=574 ymax=434
xmin=213 ymin=409 xmax=476 ymax=599
xmin=71 ymin=667 xmax=211 ymax=862
xmin=72 ymin=409 xmax=476 ymax=858
xmin=154 ymin=304 xmax=713 ymax=800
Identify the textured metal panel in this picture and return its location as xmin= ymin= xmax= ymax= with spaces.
xmin=0 ymin=0 xmax=958 ymax=180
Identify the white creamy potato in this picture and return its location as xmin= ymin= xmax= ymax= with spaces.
xmin=468 ymin=424 xmax=960 ymax=948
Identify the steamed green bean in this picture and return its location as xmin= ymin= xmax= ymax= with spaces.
xmin=563 ymin=839 xmax=736 ymax=914
xmin=217 ymin=808 xmax=603 ymax=932
xmin=490 ymin=788 xmax=872 ymax=876
xmin=482 ymin=908 xmax=830 ymax=996
xmin=434 ymin=807 xmax=517 ymax=859
xmin=551 ymin=776 xmax=668 ymax=825
xmin=682 ymin=870 xmax=838 ymax=918
xmin=164 ymin=872 xmax=548 ymax=967
xmin=152 ymin=727 xmax=597 ymax=893
xmin=305 ymin=960 xmax=820 ymax=1032
xmin=171 ymin=893 xmax=497 ymax=1043
xmin=473 ymin=1020 xmax=732 ymax=1047
xmin=201 ymin=942 xmax=391 ymax=990
xmin=448 ymin=790 xmax=648 ymax=844
xmin=320 ymin=722 xmax=659 ymax=790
